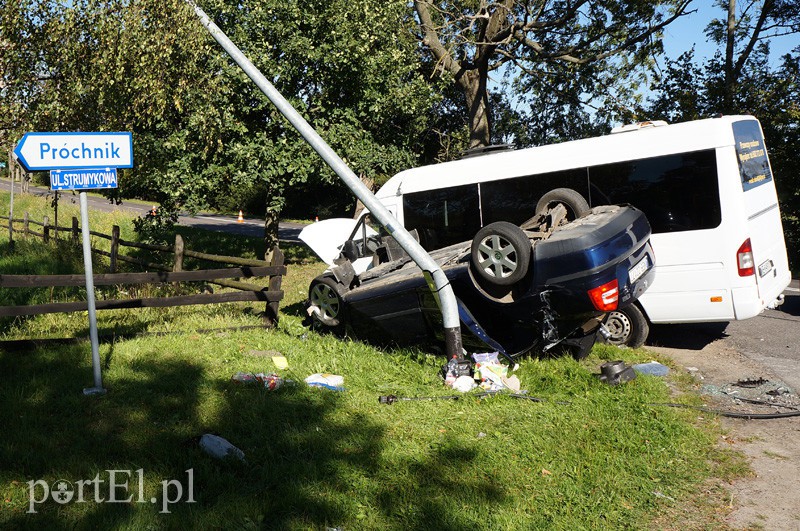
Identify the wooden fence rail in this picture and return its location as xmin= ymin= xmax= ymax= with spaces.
xmin=0 ymin=212 xmax=285 ymax=325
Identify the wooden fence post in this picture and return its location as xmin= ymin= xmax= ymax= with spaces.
xmin=173 ymin=234 xmax=185 ymax=290
xmin=263 ymin=245 xmax=284 ymax=327
xmin=23 ymin=212 xmax=29 ymax=238
xmin=72 ymin=217 xmax=79 ymax=244
xmin=43 ymin=215 xmax=50 ymax=243
xmin=109 ymin=225 xmax=120 ymax=273
xmin=173 ymin=234 xmax=185 ymax=272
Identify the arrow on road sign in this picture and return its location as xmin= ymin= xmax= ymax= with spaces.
xmin=13 ymin=132 xmax=133 ymax=171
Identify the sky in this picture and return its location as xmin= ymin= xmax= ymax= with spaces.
xmin=660 ymin=3 xmax=800 ymax=67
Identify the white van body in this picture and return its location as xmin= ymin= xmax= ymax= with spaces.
xmin=370 ymin=115 xmax=790 ymax=329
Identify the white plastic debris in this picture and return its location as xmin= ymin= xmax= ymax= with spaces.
xmin=199 ymin=434 xmax=245 ymax=462
xmin=453 ymin=375 xmax=477 ymax=393
xmin=305 ymin=373 xmax=345 ymax=391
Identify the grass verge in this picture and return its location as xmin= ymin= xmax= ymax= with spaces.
xmin=0 ymin=191 xmax=746 ymax=529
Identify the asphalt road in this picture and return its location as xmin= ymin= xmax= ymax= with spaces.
xmin=648 ymin=280 xmax=800 ymax=390
xmin=0 ymin=179 xmax=305 ymax=242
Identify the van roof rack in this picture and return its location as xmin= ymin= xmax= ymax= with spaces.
xmin=610 ymin=120 xmax=668 ymax=134
xmin=458 ymin=144 xmax=516 ymax=159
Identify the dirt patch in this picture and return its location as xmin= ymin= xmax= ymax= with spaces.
xmin=649 ymin=337 xmax=800 ymax=530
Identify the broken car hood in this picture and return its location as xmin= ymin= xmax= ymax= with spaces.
xmin=299 ymin=218 xmax=377 ymax=266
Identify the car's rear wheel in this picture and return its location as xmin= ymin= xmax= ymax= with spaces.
xmin=309 ymin=276 xmax=346 ymax=327
xmin=535 ymin=188 xmax=591 ymax=220
xmin=604 ymin=304 xmax=649 ymax=348
xmin=471 ymin=222 xmax=531 ymax=286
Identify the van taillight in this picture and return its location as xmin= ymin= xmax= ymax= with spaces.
xmin=588 ymin=279 xmax=619 ymax=311
xmin=737 ymin=239 xmax=755 ymax=277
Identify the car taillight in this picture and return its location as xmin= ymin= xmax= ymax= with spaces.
xmin=588 ymin=279 xmax=619 ymax=311
xmin=737 ymin=238 xmax=755 ymax=277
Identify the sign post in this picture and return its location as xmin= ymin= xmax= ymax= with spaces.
xmin=78 ymin=190 xmax=105 ymax=395
xmin=14 ymin=132 xmax=133 ymax=396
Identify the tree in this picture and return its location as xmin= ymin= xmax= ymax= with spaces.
xmin=644 ymin=4 xmax=800 ymax=271
xmin=2 ymin=0 xmax=444 ymax=252
xmin=413 ymin=0 xmax=693 ymax=148
xmin=704 ymin=0 xmax=800 ymax=112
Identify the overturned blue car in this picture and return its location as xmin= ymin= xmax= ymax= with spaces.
xmin=301 ymin=189 xmax=655 ymax=359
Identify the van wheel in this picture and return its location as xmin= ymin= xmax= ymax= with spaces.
xmin=604 ymin=305 xmax=649 ymax=348
xmin=536 ymin=188 xmax=591 ymax=220
xmin=471 ymin=222 xmax=531 ymax=286
xmin=309 ymin=276 xmax=346 ymax=328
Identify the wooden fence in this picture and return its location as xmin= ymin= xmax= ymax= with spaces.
xmin=0 ymin=212 xmax=285 ymax=325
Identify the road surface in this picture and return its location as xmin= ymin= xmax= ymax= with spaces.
xmin=0 ymin=179 xmax=305 ymax=242
xmin=648 ymin=279 xmax=800 ymax=390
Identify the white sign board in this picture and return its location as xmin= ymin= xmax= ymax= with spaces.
xmin=14 ymin=132 xmax=133 ymax=171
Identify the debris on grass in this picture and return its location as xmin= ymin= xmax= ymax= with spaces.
xmin=231 ymin=372 xmax=289 ymax=390
xmin=305 ymin=373 xmax=345 ymax=391
xmin=199 ymin=434 xmax=246 ymax=462
xmin=598 ymin=361 xmax=637 ymax=386
xmin=633 ymin=361 xmax=670 ymax=377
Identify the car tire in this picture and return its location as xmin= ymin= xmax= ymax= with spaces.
xmin=471 ymin=221 xmax=531 ymax=286
xmin=535 ymin=188 xmax=591 ymax=220
xmin=604 ymin=304 xmax=649 ymax=348
xmin=308 ymin=276 xmax=346 ymax=328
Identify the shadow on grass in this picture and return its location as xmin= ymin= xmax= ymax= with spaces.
xmin=0 ymin=343 xmax=501 ymax=528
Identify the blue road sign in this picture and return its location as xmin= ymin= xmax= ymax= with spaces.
xmin=50 ymin=168 xmax=118 ymax=190
xmin=14 ymin=132 xmax=133 ymax=171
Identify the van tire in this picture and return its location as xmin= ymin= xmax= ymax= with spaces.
xmin=471 ymin=222 xmax=531 ymax=286
xmin=536 ymin=188 xmax=591 ymax=220
xmin=308 ymin=276 xmax=346 ymax=328
xmin=604 ymin=304 xmax=648 ymax=348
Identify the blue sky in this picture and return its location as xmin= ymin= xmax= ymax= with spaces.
xmin=661 ymin=3 xmax=800 ymax=66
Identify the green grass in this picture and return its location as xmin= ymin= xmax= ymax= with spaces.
xmin=0 ymin=191 xmax=745 ymax=529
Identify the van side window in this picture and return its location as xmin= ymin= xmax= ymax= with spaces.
xmin=480 ymin=169 xmax=589 ymax=225
xmin=732 ymin=120 xmax=773 ymax=191
xmin=403 ymin=184 xmax=480 ymax=250
xmin=589 ymin=150 xmax=721 ymax=234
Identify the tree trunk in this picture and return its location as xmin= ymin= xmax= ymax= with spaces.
xmin=723 ymin=0 xmax=737 ymax=112
xmin=264 ymin=207 xmax=280 ymax=263
xmin=353 ymin=173 xmax=375 ymax=219
xmin=464 ymin=69 xmax=492 ymax=148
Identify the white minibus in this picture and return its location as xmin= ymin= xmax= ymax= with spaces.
xmin=368 ymin=115 xmax=791 ymax=347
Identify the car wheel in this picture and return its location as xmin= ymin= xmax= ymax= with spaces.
xmin=471 ymin=221 xmax=531 ymax=286
xmin=535 ymin=188 xmax=591 ymax=220
xmin=308 ymin=277 xmax=346 ymax=327
xmin=604 ymin=304 xmax=649 ymax=348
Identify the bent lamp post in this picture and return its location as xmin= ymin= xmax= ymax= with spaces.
xmin=185 ymin=1 xmax=464 ymax=358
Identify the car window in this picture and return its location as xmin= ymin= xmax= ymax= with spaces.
xmin=480 ymin=168 xmax=589 ymax=226
xmin=588 ymin=150 xmax=721 ymax=233
xmin=403 ymin=184 xmax=481 ymax=250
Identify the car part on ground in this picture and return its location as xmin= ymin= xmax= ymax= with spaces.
xmin=604 ymin=304 xmax=649 ymax=348
xmin=597 ymin=361 xmax=638 ymax=385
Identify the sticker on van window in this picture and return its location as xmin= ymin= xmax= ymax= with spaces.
xmin=732 ymin=120 xmax=772 ymax=191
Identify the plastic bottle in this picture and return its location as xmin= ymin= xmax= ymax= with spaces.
xmin=444 ymin=355 xmax=459 ymax=385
